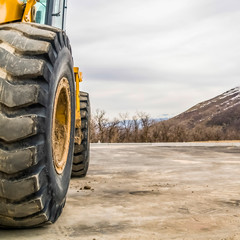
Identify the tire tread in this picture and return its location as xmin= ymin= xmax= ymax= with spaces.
xmin=0 ymin=22 xmax=73 ymax=228
xmin=72 ymin=92 xmax=90 ymax=177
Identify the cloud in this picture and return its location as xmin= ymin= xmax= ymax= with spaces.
xmin=67 ymin=0 xmax=240 ymax=119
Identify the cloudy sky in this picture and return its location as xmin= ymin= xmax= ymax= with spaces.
xmin=66 ymin=0 xmax=240 ymax=119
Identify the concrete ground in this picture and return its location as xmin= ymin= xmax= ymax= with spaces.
xmin=1 ymin=143 xmax=240 ymax=240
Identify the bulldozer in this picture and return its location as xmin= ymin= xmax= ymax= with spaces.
xmin=0 ymin=0 xmax=90 ymax=228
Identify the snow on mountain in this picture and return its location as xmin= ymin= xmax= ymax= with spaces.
xmin=169 ymin=86 xmax=240 ymax=129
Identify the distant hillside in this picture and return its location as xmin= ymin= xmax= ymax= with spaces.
xmin=172 ymin=87 xmax=240 ymax=127
xmin=154 ymin=87 xmax=240 ymax=141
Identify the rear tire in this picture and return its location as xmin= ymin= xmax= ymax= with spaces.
xmin=0 ymin=22 xmax=75 ymax=228
xmin=72 ymin=92 xmax=90 ymax=177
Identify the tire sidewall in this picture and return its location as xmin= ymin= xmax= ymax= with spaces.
xmin=46 ymin=47 xmax=75 ymax=205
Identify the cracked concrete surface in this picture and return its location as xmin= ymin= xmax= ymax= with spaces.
xmin=1 ymin=143 xmax=240 ymax=240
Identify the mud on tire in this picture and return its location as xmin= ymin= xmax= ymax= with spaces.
xmin=0 ymin=22 xmax=75 ymax=228
xmin=72 ymin=92 xmax=90 ymax=177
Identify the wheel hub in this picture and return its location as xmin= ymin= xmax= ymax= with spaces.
xmin=52 ymin=77 xmax=71 ymax=174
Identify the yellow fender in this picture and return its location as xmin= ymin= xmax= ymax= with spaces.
xmin=74 ymin=67 xmax=82 ymax=129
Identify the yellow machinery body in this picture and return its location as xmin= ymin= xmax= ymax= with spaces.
xmin=0 ymin=0 xmax=82 ymax=128
xmin=0 ymin=0 xmax=23 ymax=24
xmin=0 ymin=0 xmax=37 ymax=23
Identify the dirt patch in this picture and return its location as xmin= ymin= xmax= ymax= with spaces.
xmin=1 ymin=144 xmax=240 ymax=240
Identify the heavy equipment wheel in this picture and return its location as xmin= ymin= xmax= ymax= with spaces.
xmin=72 ymin=92 xmax=90 ymax=177
xmin=0 ymin=22 xmax=75 ymax=228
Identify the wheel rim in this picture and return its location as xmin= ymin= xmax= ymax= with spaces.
xmin=52 ymin=78 xmax=71 ymax=174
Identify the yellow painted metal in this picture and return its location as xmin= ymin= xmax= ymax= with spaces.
xmin=52 ymin=77 xmax=71 ymax=174
xmin=22 ymin=0 xmax=37 ymax=23
xmin=0 ymin=0 xmax=38 ymax=24
xmin=0 ymin=0 xmax=84 ymax=132
xmin=74 ymin=67 xmax=82 ymax=129
xmin=0 ymin=0 xmax=24 ymax=24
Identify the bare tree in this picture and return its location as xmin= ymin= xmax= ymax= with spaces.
xmin=132 ymin=115 xmax=140 ymax=142
xmin=119 ymin=113 xmax=132 ymax=142
xmin=158 ymin=122 xmax=171 ymax=142
xmin=94 ymin=109 xmax=108 ymax=143
xmin=90 ymin=118 xmax=98 ymax=143
xmin=137 ymin=112 xmax=152 ymax=142
xmin=106 ymin=118 xmax=120 ymax=143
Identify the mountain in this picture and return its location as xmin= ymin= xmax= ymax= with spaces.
xmin=172 ymin=87 xmax=240 ymax=128
xmin=156 ymin=87 xmax=240 ymax=141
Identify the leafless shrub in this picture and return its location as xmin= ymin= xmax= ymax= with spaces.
xmin=90 ymin=109 xmax=240 ymax=143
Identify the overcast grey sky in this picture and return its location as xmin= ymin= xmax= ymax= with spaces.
xmin=67 ymin=0 xmax=240 ymax=119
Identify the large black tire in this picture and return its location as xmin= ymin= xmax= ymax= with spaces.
xmin=72 ymin=92 xmax=90 ymax=177
xmin=0 ymin=23 xmax=75 ymax=228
